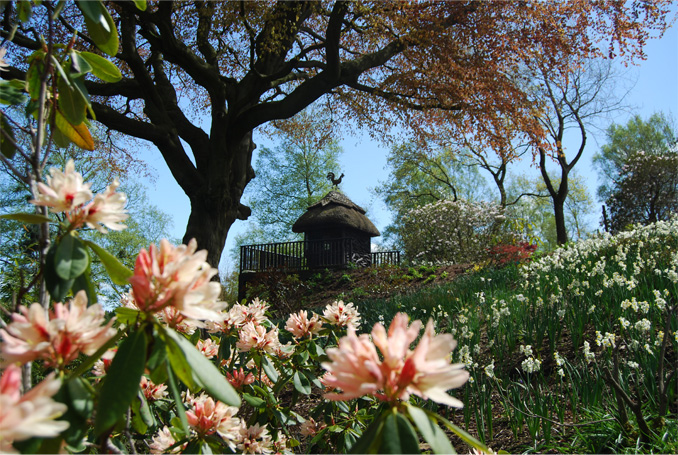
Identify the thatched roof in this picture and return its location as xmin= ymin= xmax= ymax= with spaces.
xmin=292 ymin=191 xmax=380 ymax=237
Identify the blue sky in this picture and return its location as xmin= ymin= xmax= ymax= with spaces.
xmin=146 ymin=21 xmax=677 ymax=273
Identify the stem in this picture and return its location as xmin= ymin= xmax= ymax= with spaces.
xmin=603 ymin=362 xmax=652 ymax=445
xmin=657 ymin=304 xmax=677 ymax=417
xmin=30 ymin=2 xmax=55 ymax=310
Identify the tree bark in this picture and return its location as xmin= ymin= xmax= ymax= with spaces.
xmin=182 ymin=133 xmax=255 ymax=267
xmin=552 ymin=191 xmax=569 ymax=245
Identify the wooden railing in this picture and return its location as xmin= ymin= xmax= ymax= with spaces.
xmin=239 ymin=238 xmax=400 ymax=273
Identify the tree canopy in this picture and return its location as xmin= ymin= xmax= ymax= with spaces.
xmin=240 ymin=108 xmax=343 ymax=244
xmin=1 ymin=0 xmax=672 ymax=266
xmin=593 ymin=112 xmax=678 ymax=201
xmin=605 ymin=150 xmax=678 ymax=232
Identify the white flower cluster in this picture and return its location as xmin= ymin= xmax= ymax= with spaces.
xmin=401 ymin=198 xmax=507 ymax=264
xmin=595 ymin=331 xmax=617 ymax=349
xmin=583 ymin=341 xmax=595 ymax=364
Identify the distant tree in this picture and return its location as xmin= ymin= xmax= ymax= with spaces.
xmin=606 ymin=150 xmax=678 ymax=232
xmin=530 ymin=59 xmax=627 ymax=245
xmin=506 ymin=171 xmax=595 ymax=249
xmin=375 ymin=141 xmax=489 ymax=249
xmin=593 ymin=112 xmax=677 ymax=201
xmin=239 ymin=108 xmax=343 ymax=244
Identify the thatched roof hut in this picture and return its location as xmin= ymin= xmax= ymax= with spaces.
xmin=292 ymin=191 xmax=380 ymax=237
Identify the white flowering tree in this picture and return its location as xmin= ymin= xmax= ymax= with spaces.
xmin=401 ymin=198 xmax=507 ymax=264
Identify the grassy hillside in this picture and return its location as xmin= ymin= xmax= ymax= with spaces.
xmin=342 ymin=220 xmax=678 ymax=453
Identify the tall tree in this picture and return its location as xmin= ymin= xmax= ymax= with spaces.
xmin=593 ymin=112 xmax=677 ymax=201
xmin=241 ymin=107 xmax=343 ymax=244
xmin=531 ymin=59 xmax=627 ymax=245
xmin=2 ymin=1 xmax=671 ymax=266
xmin=506 ymin=171 xmax=595 ymax=249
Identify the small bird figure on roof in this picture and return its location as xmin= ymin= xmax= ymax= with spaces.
xmin=327 ymin=172 xmax=344 ymax=188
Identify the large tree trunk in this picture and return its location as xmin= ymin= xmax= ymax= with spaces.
xmin=182 ymin=133 xmax=255 ymax=267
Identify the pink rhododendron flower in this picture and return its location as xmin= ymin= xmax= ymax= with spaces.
xmin=225 ymin=368 xmax=255 ymax=390
xmin=231 ymin=299 xmax=269 ymax=326
xmin=196 ymin=338 xmax=219 ymax=359
xmin=129 ymin=239 xmax=226 ymax=322
xmin=322 ymin=312 xmax=469 ymax=407
xmin=300 ymin=417 xmax=326 ymax=438
xmin=92 ymin=348 xmax=117 ymax=378
xmin=140 ymin=376 xmax=168 ymax=401
xmin=31 ymin=160 xmax=93 ymax=213
xmin=30 ymin=160 xmax=128 ymax=232
xmin=207 ymin=299 xmax=271 ymax=333
xmin=286 ymin=310 xmax=323 ymax=339
xmin=82 ymin=178 xmax=128 ymax=233
xmin=149 ymin=425 xmax=184 ymax=454
xmin=185 ymin=393 xmax=240 ymax=448
xmin=236 ymin=322 xmax=281 ymax=354
xmin=238 ymin=423 xmax=273 ymax=454
xmin=156 ymin=305 xmax=202 ymax=334
xmin=0 ymin=365 xmax=69 ymax=453
xmin=322 ymin=300 xmax=361 ymax=328
xmin=0 ymin=291 xmax=116 ymax=369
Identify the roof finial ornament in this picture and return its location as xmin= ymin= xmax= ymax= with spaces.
xmin=327 ymin=172 xmax=344 ymax=189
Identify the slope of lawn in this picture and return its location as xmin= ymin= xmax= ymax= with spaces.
xmin=352 ymin=218 xmax=678 ymax=454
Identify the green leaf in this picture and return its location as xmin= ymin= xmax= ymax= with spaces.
xmin=52 ymin=57 xmax=72 ymax=88
xmin=52 ymin=125 xmax=71 ymax=148
xmin=25 ymin=54 xmax=45 ymax=100
xmin=162 ymin=327 xmax=241 ymax=407
xmin=69 ymin=51 xmax=93 ymax=78
xmin=132 ymin=0 xmax=147 ymax=11
xmin=146 ymin=337 xmax=168 ymax=374
xmin=380 ymin=411 xmax=421 ymax=454
xmin=71 ymin=264 xmax=97 ymax=305
xmin=293 ymin=370 xmax=311 ymax=395
xmin=76 ymin=1 xmax=119 ymax=56
xmin=261 ymin=355 xmax=278 ymax=383
xmin=57 ymin=74 xmax=86 ymax=125
xmin=67 ymin=378 xmax=94 ymax=418
xmin=435 ymin=412 xmax=489 ymax=454
xmin=407 ymin=404 xmax=456 ymax=454
xmin=54 ymin=234 xmax=90 ymax=280
xmin=115 ymin=307 xmax=142 ymax=325
xmin=138 ymin=390 xmax=156 ymax=428
xmin=79 ymin=51 xmax=122 ymax=82
xmin=349 ymin=411 xmax=386 ymax=454
xmin=166 ymin=363 xmax=189 ymax=436
xmin=0 ymin=213 xmax=52 ymax=224
xmin=94 ymin=329 xmax=148 ymax=436
xmin=0 ymin=80 xmax=28 ymax=105
xmin=131 ymin=396 xmax=148 ymax=435
xmin=17 ymin=0 xmax=32 ymax=22
xmin=54 ymin=109 xmax=95 ymax=150
xmin=242 ymin=393 xmax=265 ymax=408
xmin=56 ymin=377 xmax=94 ymax=446
xmin=0 ymin=116 xmax=16 ymax=158
xmin=84 ymin=240 xmax=133 ymax=285
xmin=44 ymin=246 xmax=74 ymax=302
